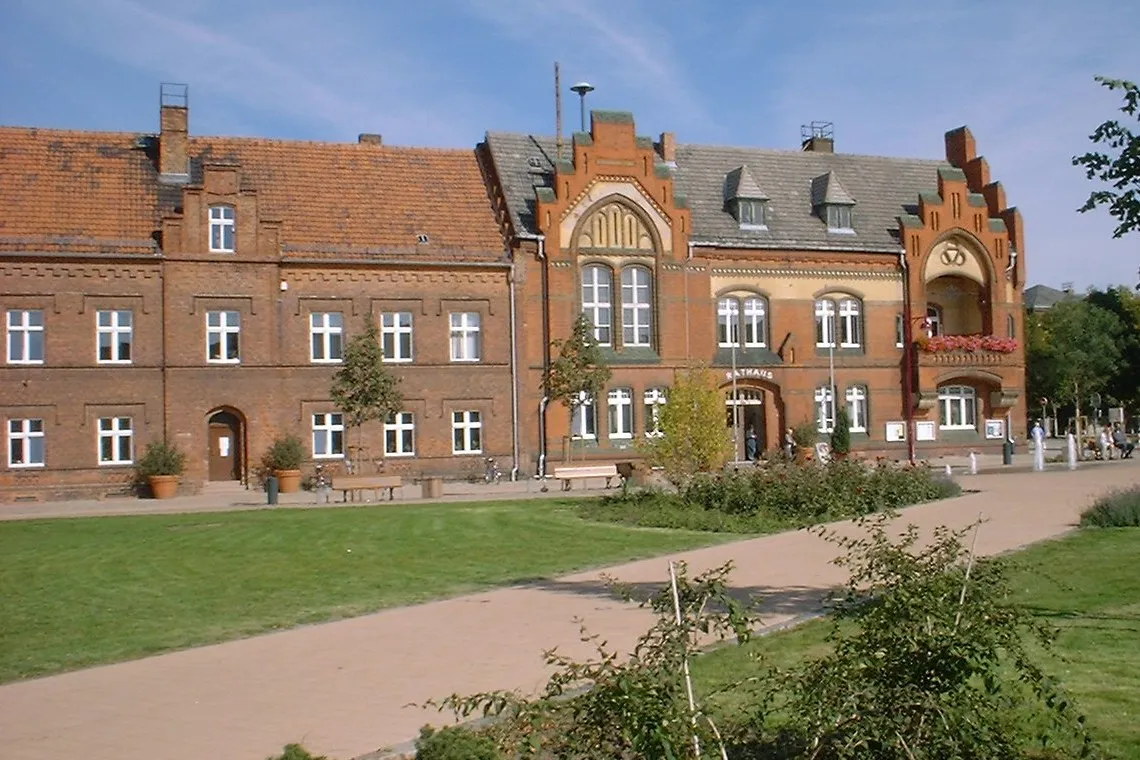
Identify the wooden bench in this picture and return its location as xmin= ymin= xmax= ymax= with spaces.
xmin=331 ymin=475 xmax=402 ymax=503
xmin=552 ymin=464 xmax=622 ymax=491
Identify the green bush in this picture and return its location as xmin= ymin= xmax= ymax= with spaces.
xmin=415 ymin=724 xmax=502 ymax=760
xmin=263 ymin=434 xmax=306 ymax=471
xmin=792 ymin=421 xmax=818 ymax=449
xmin=830 ymin=408 xmax=851 ymax=455
xmin=265 ymin=745 xmax=328 ymax=760
xmin=134 ymin=440 xmax=186 ymax=478
xmin=1081 ymin=486 xmax=1140 ymax=527
xmin=583 ymin=461 xmax=960 ymax=533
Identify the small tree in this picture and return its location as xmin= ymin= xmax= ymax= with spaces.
xmin=830 ymin=407 xmax=851 ymax=456
xmin=544 ymin=313 xmax=611 ymax=461
xmin=329 ymin=314 xmax=403 ymax=451
xmin=641 ymin=366 xmax=733 ymax=485
xmin=1046 ymin=299 xmax=1122 ymax=441
xmin=1073 ymin=76 xmax=1140 ymax=239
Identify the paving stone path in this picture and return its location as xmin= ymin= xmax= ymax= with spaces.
xmin=0 ymin=463 xmax=1136 ymax=760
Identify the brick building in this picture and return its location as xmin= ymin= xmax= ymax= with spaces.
xmin=0 ymin=90 xmax=1026 ymax=500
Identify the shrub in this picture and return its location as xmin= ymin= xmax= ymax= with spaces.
xmin=135 ymin=440 xmax=186 ymax=478
xmin=791 ymin=421 xmax=818 ymax=449
xmin=265 ymin=745 xmax=327 ymax=760
xmin=262 ymin=435 xmax=306 ymax=471
xmin=1080 ymin=485 xmax=1140 ymax=527
xmin=415 ymin=724 xmax=502 ymax=760
xmin=830 ymin=408 xmax=851 ymax=455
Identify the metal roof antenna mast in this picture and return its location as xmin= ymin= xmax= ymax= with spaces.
xmin=570 ymin=81 xmax=594 ymax=132
xmin=555 ymin=62 xmax=563 ymax=162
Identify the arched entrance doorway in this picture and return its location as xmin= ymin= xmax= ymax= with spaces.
xmin=206 ymin=409 xmax=244 ymax=482
xmin=725 ymin=388 xmax=766 ymax=460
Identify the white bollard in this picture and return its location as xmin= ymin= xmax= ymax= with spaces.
xmin=1067 ymin=433 xmax=1079 ymax=470
xmin=969 ymin=451 xmax=978 ymax=475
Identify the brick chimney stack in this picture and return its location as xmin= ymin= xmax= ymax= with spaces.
xmin=159 ymin=83 xmax=189 ymax=182
xmin=658 ymin=132 xmax=676 ymax=164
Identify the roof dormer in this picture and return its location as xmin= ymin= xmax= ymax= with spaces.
xmin=724 ymin=164 xmax=770 ymax=229
xmin=811 ymin=170 xmax=856 ymax=233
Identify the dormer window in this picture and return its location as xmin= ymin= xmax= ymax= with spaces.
xmin=826 ymin=204 xmax=853 ymax=232
xmin=209 ymin=205 xmax=235 ymax=252
xmin=735 ymin=199 xmax=767 ymax=228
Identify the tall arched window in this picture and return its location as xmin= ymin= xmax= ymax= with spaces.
xmin=581 ymin=264 xmax=613 ymax=345
xmin=621 ymin=266 xmax=653 ymax=347
xmin=719 ymin=296 xmax=768 ymax=348
xmin=717 ymin=298 xmax=739 ymax=347
xmin=815 ymin=297 xmax=862 ymax=348
xmin=926 ymin=304 xmax=943 ymax=337
xmin=815 ymin=385 xmax=835 ymax=433
xmin=845 ymin=385 xmax=868 ymax=432
xmin=742 ymin=297 xmax=768 ymax=347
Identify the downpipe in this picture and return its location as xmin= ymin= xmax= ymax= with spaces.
xmin=508 ymin=262 xmax=521 ymax=481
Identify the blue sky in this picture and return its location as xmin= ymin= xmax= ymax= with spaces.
xmin=1 ymin=0 xmax=1137 ymax=290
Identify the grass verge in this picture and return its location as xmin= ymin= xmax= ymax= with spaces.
xmin=0 ymin=499 xmax=732 ymax=683
xmin=691 ymin=527 xmax=1140 ymax=758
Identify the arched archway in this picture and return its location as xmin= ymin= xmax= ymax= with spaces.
xmin=205 ymin=406 xmax=245 ymax=482
xmin=719 ymin=377 xmax=784 ymax=459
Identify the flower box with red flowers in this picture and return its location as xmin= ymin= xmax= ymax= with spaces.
xmin=915 ymin=334 xmax=1019 ymax=354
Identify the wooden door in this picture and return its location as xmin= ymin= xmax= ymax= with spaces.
xmin=208 ymin=422 xmax=239 ymax=480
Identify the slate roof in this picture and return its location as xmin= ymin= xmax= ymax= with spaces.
xmin=0 ymin=127 xmax=505 ymax=259
xmin=724 ymin=165 xmax=768 ymax=201
xmin=1023 ymin=284 xmax=1072 ymax=312
xmin=483 ymin=131 xmax=951 ymax=254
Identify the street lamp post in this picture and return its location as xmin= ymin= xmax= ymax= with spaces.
xmin=731 ymin=327 xmax=740 ymax=462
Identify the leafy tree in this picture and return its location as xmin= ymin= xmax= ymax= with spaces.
xmin=543 ymin=313 xmax=611 ymax=460
xmin=1025 ymin=309 xmax=1061 ymax=425
xmin=1044 ymin=299 xmax=1122 ymax=438
xmin=1086 ymin=286 xmax=1140 ymax=411
xmin=329 ymin=313 xmax=403 ymax=451
xmin=1073 ymin=76 xmax=1140 ymax=239
xmin=830 ymin=407 xmax=851 ymax=455
xmin=641 ymin=366 xmax=733 ymax=485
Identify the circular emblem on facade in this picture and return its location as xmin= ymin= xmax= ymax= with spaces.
xmin=940 ymin=246 xmax=967 ymax=266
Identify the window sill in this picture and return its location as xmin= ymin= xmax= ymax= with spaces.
xmin=8 ymin=463 xmax=45 ymax=469
xmin=452 ymin=450 xmax=485 ymax=456
xmin=382 ymin=359 xmax=413 ymax=364
xmin=98 ymin=461 xmax=134 ymax=467
xmin=312 ymin=454 xmax=345 ymax=460
xmin=385 ymin=452 xmax=416 ymax=458
xmin=311 ymin=359 xmax=344 ymax=365
xmin=7 ymin=360 xmax=45 ymax=366
xmin=97 ymin=360 xmax=134 ymax=366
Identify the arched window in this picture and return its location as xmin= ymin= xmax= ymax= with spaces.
xmin=742 ymin=297 xmax=768 ymax=347
xmin=938 ymin=385 xmax=977 ymax=430
xmin=580 ymin=264 xmax=613 ymax=345
xmin=845 ymin=385 xmax=868 ymax=432
xmin=815 ymin=385 xmax=835 ymax=433
xmin=926 ymin=304 xmax=943 ymax=337
xmin=815 ymin=297 xmax=862 ymax=348
xmin=717 ymin=298 xmax=739 ymax=347
xmin=209 ymin=205 xmax=235 ymax=252
xmin=620 ymin=266 xmax=653 ymax=347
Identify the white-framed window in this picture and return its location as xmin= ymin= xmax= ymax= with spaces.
xmin=607 ymin=388 xmax=633 ymax=440
xmin=815 ymin=385 xmax=835 ymax=434
xmin=7 ymin=309 xmax=44 ymax=364
xmin=449 ymin=312 xmax=481 ymax=362
xmin=896 ymin=313 xmax=905 ymax=348
xmin=209 ymin=205 xmax=235 ymax=252
xmin=384 ymin=411 xmax=415 ymax=457
xmin=717 ymin=298 xmax=739 ymax=347
xmin=7 ymin=418 xmax=44 ymax=468
xmin=743 ymin=297 xmax=767 ymax=347
xmin=206 ymin=310 xmax=241 ymax=363
xmin=620 ymin=266 xmax=652 ymax=347
xmin=926 ymin=304 xmax=943 ymax=337
xmin=737 ymin=199 xmax=767 ymax=228
xmin=451 ymin=410 xmax=483 ymax=454
xmin=381 ymin=312 xmax=413 ymax=363
xmin=581 ymin=264 xmax=613 ymax=346
xmin=97 ymin=417 xmax=133 ymax=465
xmin=96 ymin=310 xmax=133 ymax=364
xmin=644 ymin=387 xmax=667 ymax=437
xmin=845 ymin=385 xmax=868 ymax=433
xmin=938 ymin=385 xmax=977 ymax=430
xmin=826 ymin=205 xmax=853 ymax=232
xmin=571 ymin=392 xmax=596 ymax=440
xmin=814 ymin=299 xmax=835 ymax=348
xmin=838 ymin=298 xmax=862 ymax=348
xmin=310 ymin=312 xmax=343 ymax=363
xmin=311 ymin=413 xmax=344 ymax=458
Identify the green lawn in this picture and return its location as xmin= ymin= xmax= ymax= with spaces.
xmin=0 ymin=500 xmax=731 ymax=683
xmin=691 ymin=528 xmax=1140 ymax=758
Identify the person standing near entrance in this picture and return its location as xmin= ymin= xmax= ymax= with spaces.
xmin=745 ymin=425 xmax=759 ymax=461
xmin=784 ymin=427 xmax=795 ymax=460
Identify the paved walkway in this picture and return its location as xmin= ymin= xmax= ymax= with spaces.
xmin=0 ymin=462 xmax=1136 ymax=760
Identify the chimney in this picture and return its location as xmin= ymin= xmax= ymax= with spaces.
xmin=800 ymin=121 xmax=834 ymax=153
xmin=159 ymin=83 xmax=189 ymax=181
xmin=358 ymin=133 xmax=383 ymax=145
xmin=658 ymin=132 xmax=676 ymax=165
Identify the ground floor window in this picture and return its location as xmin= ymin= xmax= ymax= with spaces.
xmin=8 ymin=418 xmax=44 ymax=467
xmin=815 ymin=386 xmax=835 ymax=434
xmin=97 ymin=416 xmax=133 ymax=465
xmin=938 ymin=385 xmax=977 ymax=430
xmin=845 ymin=386 xmax=868 ymax=433
xmin=571 ymin=392 xmax=596 ymax=440
xmin=452 ymin=410 xmax=482 ymax=454
xmin=312 ymin=413 xmax=344 ymax=458
xmin=607 ymin=388 xmax=633 ymax=439
xmin=384 ymin=412 xmax=415 ymax=457
xmin=644 ymin=388 xmax=666 ymax=437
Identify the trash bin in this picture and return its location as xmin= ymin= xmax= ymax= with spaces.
xmin=266 ymin=475 xmax=279 ymax=505
xmin=422 ymin=476 xmax=443 ymax=499
xmin=1002 ymin=440 xmax=1014 ymax=466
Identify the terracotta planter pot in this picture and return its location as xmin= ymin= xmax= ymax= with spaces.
xmin=148 ymin=474 xmax=179 ymax=500
xmin=275 ymin=469 xmax=302 ymax=493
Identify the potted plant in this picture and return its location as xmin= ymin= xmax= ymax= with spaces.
xmin=792 ymin=421 xmax=819 ymax=464
xmin=263 ymin=435 xmax=305 ymax=493
xmin=830 ymin=408 xmax=851 ymax=460
xmin=136 ymin=440 xmax=186 ymax=499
